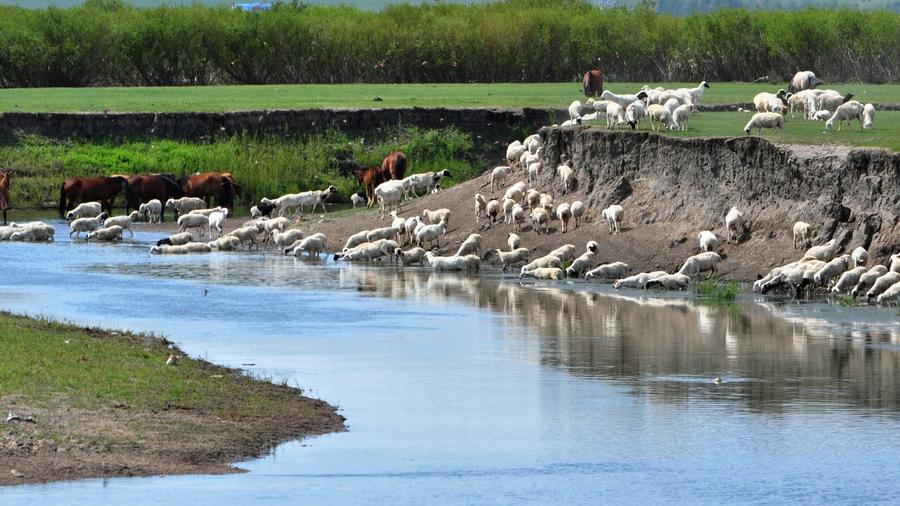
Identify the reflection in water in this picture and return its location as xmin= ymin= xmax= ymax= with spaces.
xmin=96 ymin=256 xmax=900 ymax=415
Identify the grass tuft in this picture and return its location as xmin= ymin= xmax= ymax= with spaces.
xmin=692 ymin=279 xmax=741 ymax=302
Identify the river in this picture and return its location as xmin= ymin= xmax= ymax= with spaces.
xmin=3 ymin=221 xmax=900 ymax=504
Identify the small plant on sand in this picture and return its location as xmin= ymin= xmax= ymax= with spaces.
xmin=834 ymin=295 xmax=857 ymax=307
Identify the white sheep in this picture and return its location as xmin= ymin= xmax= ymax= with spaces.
xmin=531 ymin=208 xmax=550 ymax=234
xmin=8 ymin=222 xmax=55 ymax=242
xmin=556 ymin=165 xmax=575 ymax=192
xmin=177 ymin=213 xmax=208 ymax=237
xmin=394 ymin=246 xmax=428 ymax=266
xmin=207 ymin=209 xmax=229 ymax=239
xmin=602 ymin=205 xmax=624 ymax=235
xmin=508 ymin=232 xmax=520 ymax=251
xmin=494 ymin=248 xmax=530 ymax=271
xmin=625 ymin=100 xmax=646 ymax=129
xmin=272 ymin=229 xmax=304 ymax=249
xmin=875 ymin=280 xmax=900 ymax=305
xmin=813 ymin=110 xmax=832 ymax=121
xmin=456 ymin=234 xmax=483 ymax=257
xmin=188 ymin=206 xmax=225 ymax=217
xmin=474 ymin=193 xmax=487 ymax=223
xmin=812 ymin=255 xmax=850 ymax=286
xmin=817 ymin=91 xmax=854 ymax=114
xmin=613 ymin=271 xmax=668 ymax=289
xmin=600 ymin=90 xmax=641 ymax=108
xmin=208 ymin=235 xmax=242 ymax=251
xmin=644 ymin=273 xmax=692 ymax=291
xmin=350 ymin=193 xmax=365 ymax=208
xmin=604 ymin=102 xmax=626 ymax=128
xmin=539 ymin=193 xmax=553 ymax=211
xmin=793 ymin=221 xmax=811 ymax=249
xmin=565 ymin=250 xmax=596 ymax=278
xmin=744 ymin=112 xmax=784 ymax=134
xmin=486 ymin=199 xmax=501 ymax=226
xmin=103 ymin=215 xmax=135 ymax=237
xmin=676 ymin=81 xmax=710 ymax=104
xmin=69 ymin=213 xmax=108 ymax=239
xmin=415 ymin=222 xmax=446 ymax=249
xmin=422 ymin=208 xmax=451 ymax=228
xmin=789 ymin=71 xmax=823 ymax=92
xmin=802 ymin=239 xmax=838 ymax=262
xmin=490 ymin=166 xmax=510 ymax=192
xmin=87 ymin=225 xmax=124 ymax=242
xmin=504 ymin=181 xmax=527 ymax=204
xmin=156 ymin=231 xmax=193 ymax=247
xmin=150 ymin=242 xmax=212 ymax=255
xmin=672 ymin=104 xmax=693 ymax=131
xmin=753 ymin=91 xmax=788 ymax=113
xmin=678 ymin=252 xmax=723 ymax=278
xmin=507 ymin=141 xmax=527 ymax=166
xmin=66 ymin=202 xmax=102 ymax=221
xmin=502 ymin=197 xmax=516 ymax=225
xmin=549 ymin=244 xmax=578 ymax=261
xmin=343 ymin=230 xmax=370 ymax=251
xmin=403 ymin=216 xmax=420 ymax=245
xmin=831 ymin=267 xmax=868 ymax=295
xmin=825 ymin=100 xmax=864 ymax=131
xmin=374 ymin=180 xmax=406 ymax=219
xmin=424 ymin=252 xmax=479 ymax=272
xmin=724 ymin=207 xmax=746 ymax=243
xmin=585 ymin=262 xmax=630 ymax=281
xmin=165 ymin=197 xmax=205 ymax=216
xmin=892 ymin=253 xmax=900 ymax=274
xmin=569 ymin=201 xmax=585 ymax=229
xmin=521 ymin=254 xmax=563 ymax=273
xmin=556 ymin=202 xmax=572 ymax=234
xmin=227 ymin=226 xmax=262 ymax=250
xmin=866 ymin=272 xmax=900 ymax=301
xmin=523 ymin=134 xmax=541 ymax=154
xmin=288 ymin=233 xmax=327 ymax=257
xmin=646 ymin=104 xmax=676 ymax=132
xmin=663 ymin=97 xmax=681 ymax=115
xmin=698 ymin=231 xmax=719 ymax=252
xmin=138 ymin=199 xmax=162 ymax=223
xmin=525 ymin=189 xmax=541 ymax=209
xmin=520 ymin=267 xmax=564 ymax=280
xmin=527 ymin=160 xmax=542 ymax=185
xmin=851 ymin=247 xmax=868 ymax=268
xmin=367 ymin=226 xmax=400 ymax=243
xmin=851 ymin=265 xmax=888 ymax=297
xmin=568 ymin=100 xmax=584 ymax=120
xmin=862 ymin=103 xmax=876 ymax=129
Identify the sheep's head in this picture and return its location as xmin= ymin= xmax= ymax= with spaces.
xmin=702 ymin=81 xmax=710 ymax=88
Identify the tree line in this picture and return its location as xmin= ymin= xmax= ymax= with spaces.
xmin=0 ymin=0 xmax=897 ymax=87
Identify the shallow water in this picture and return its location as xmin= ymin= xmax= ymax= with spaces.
xmin=3 ymin=220 xmax=900 ymax=504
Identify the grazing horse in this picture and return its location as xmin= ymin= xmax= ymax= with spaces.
xmin=381 ymin=151 xmax=408 ymax=181
xmin=583 ymin=69 xmax=604 ymax=97
xmin=179 ymin=172 xmax=237 ymax=209
xmin=0 ymin=171 xmax=10 ymax=225
xmin=126 ymin=174 xmax=184 ymax=222
xmin=59 ymin=176 xmax=129 ymax=217
xmin=354 ymin=166 xmax=385 ymax=208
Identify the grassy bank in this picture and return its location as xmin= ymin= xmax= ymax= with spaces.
xmin=0 ymin=312 xmax=344 ymax=485
xmin=2 ymin=82 xmax=899 ymax=112
xmin=0 ymin=127 xmax=484 ymax=208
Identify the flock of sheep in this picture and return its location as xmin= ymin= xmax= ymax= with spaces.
xmin=561 ymin=71 xmax=876 ymax=135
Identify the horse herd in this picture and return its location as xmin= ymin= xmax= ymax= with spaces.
xmin=54 ymin=172 xmax=241 ymax=223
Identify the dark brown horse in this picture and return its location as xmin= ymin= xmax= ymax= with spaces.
xmin=583 ymin=69 xmax=604 ymax=97
xmin=179 ymin=172 xmax=237 ymax=209
xmin=59 ymin=176 xmax=129 ymax=217
xmin=126 ymin=174 xmax=184 ymax=222
xmin=381 ymin=152 xmax=407 ymax=181
xmin=354 ymin=166 xmax=385 ymax=208
xmin=0 ymin=171 xmax=10 ymax=225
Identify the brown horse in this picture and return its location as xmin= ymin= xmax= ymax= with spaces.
xmin=354 ymin=166 xmax=385 ymax=208
xmin=59 ymin=176 xmax=129 ymax=217
xmin=381 ymin=152 xmax=408 ymax=181
xmin=583 ymin=69 xmax=604 ymax=97
xmin=179 ymin=172 xmax=237 ymax=209
xmin=126 ymin=174 xmax=184 ymax=222
xmin=0 ymin=171 xmax=10 ymax=225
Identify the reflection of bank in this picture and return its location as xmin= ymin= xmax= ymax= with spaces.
xmin=333 ymin=264 xmax=900 ymax=414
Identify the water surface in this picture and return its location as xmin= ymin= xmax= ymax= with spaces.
xmin=3 ymin=221 xmax=900 ymax=504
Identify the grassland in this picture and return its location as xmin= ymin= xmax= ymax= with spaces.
xmin=0 ymin=311 xmax=343 ymax=484
xmin=1 ymin=82 xmax=899 ymax=113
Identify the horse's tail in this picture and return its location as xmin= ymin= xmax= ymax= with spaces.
xmin=220 ymin=177 xmax=234 ymax=209
xmin=58 ymin=181 xmax=67 ymax=217
xmin=395 ymin=153 xmax=408 ymax=180
xmin=119 ymin=177 xmax=131 ymax=212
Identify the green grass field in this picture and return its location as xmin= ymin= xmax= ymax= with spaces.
xmin=1 ymin=82 xmax=898 ymax=113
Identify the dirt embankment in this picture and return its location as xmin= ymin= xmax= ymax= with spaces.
xmin=313 ymin=128 xmax=898 ymax=281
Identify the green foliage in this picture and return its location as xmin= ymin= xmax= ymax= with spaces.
xmin=0 ymin=2 xmax=897 ymax=86
xmin=834 ymin=295 xmax=858 ymax=307
xmin=0 ymin=127 xmax=481 ymax=208
xmin=692 ymin=279 xmax=742 ymax=301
